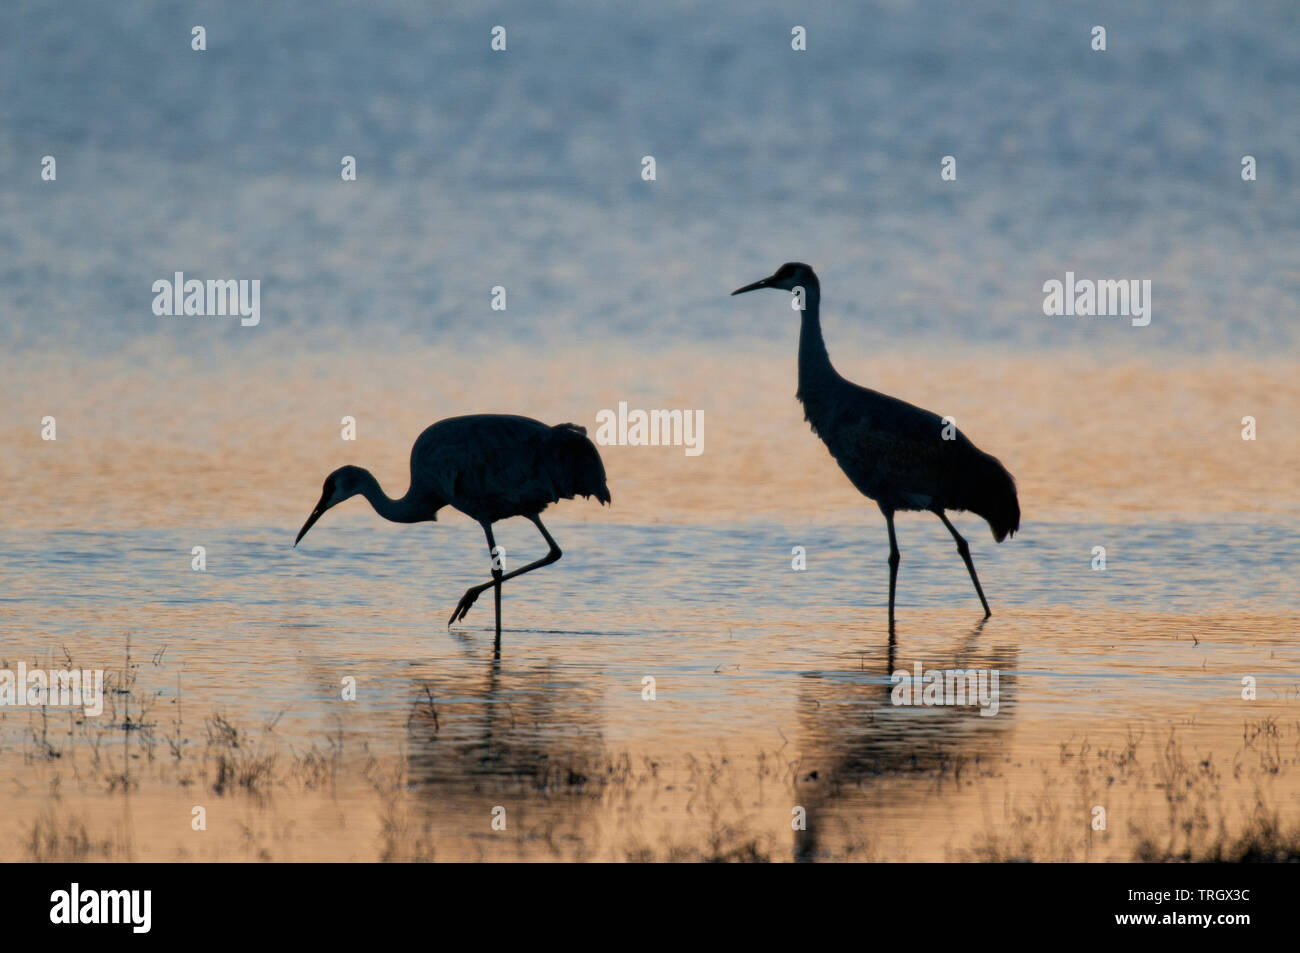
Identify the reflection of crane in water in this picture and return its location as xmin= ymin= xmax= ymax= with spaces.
xmin=406 ymin=657 xmax=607 ymax=793
xmin=733 ymin=263 xmax=1020 ymax=622
xmin=294 ymin=414 xmax=610 ymax=653
xmin=401 ymin=656 xmax=610 ymax=860
xmin=791 ymin=621 xmax=1018 ymax=861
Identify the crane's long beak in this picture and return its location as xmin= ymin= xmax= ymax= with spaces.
xmin=294 ymin=496 xmax=328 ymax=547
xmin=731 ymin=275 xmax=774 ymax=296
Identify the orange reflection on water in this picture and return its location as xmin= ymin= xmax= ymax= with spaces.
xmin=4 ymin=340 xmax=1296 ymax=531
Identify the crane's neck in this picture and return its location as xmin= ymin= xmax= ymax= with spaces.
xmin=356 ymin=469 xmax=429 ymax=524
xmin=796 ymin=283 xmax=841 ymax=423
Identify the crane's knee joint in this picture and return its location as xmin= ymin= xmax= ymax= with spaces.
xmin=955 ymin=538 xmax=970 ymax=556
xmin=888 ymin=551 xmax=900 ymax=568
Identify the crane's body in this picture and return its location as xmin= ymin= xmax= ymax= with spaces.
xmin=405 ymin=415 xmax=610 ymax=524
xmin=294 ymin=414 xmax=610 ymax=653
xmin=733 ymin=263 xmax=1019 ymax=621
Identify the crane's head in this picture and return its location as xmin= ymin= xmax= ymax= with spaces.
xmin=731 ymin=262 xmax=818 ymax=296
xmin=294 ymin=465 xmax=369 ymax=547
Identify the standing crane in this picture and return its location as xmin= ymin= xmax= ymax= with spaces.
xmin=294 ymin=414 xmax=610 ymax=653
xmin=732 ymin=263 xmax=1019 ymax=622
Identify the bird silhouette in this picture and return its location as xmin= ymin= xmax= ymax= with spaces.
xmin=732 ymin=262 xmax=1019 ymax=621
xmin=294 ymin=414 xmax=610 ymax=652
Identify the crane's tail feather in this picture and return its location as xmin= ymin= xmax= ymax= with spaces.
xmin=966 ymin=451 xmax=1020 ymax=543
xmin=550 ymin=423 xmax=612 ymax=505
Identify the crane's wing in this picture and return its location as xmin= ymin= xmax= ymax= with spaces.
xmin=409 ymin=415 xmax=609 ymax=516
xmin=821 ymin=385 xmax=1017 ymax=537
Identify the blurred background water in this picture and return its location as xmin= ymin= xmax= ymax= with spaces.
xmin=2 ymin=0 xmax=1297 ymax=356
xmin=1 ymin=0 xmax=1297 ymax=861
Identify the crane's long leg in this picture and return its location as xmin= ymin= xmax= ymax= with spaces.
xmin=448 ymin=515 xmax=564 ymax=633
xmin=482 ymin=524 xmax=503 ymax=648
xmin=882 ymin=507 xmax=900 ymax=623
xmin=937 ymin=511 xmax=991 ymax=618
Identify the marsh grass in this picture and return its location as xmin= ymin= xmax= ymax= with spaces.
xmin=6 ymin=640 xmax=1300 ymax=862
xmin=960 ymin=719 xmax=1300 ymax=863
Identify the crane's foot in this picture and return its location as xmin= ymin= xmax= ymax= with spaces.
xmin=447 ymin=586 xmax=483 ymax=627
